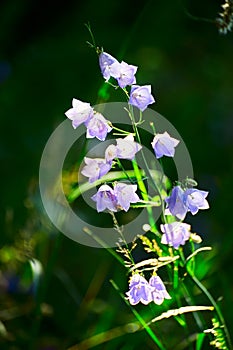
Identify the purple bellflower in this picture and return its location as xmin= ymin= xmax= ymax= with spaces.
xmin=129 ymin=85 xmax=155 ymax=112
xmin=149 ymin=275 xmax=171 ymax=305
xmin=99 ymin=52 xmax=119 ymax=81
xmin=184 ymin=188 xmax=209 ymax=215
xmin=105 ymin=144 xmax=117 ymax=162
xmin=160 ymin=222 xmax=191 ymax=249
xmin=91 ymin=185 xmax=117 ymax=212
xmin=92 ymin=182 xmax=140 ymax=212
xmin=86 ymin=112 xmax=112 ymax=141
xmin=81 ymin=157 xmax=111 ymax=183
xmin=126 ymin=274 xmax=153 ymax=305
xmin=65 ymin=98 xmax=93 ymax=129
xmin=110 ymin=61 xmax=137 ymax=88
xmin=114 ymin=182 xmax=140 ymax=211
xmin=166 ymin=185 xmax=209 ymax=220
xmin=104 ymin=135 xmax=142 ymax=162
xmin=115 ymin=134 xmax=142 ymax=160
xmin=151 ymin=131 xmax=180 ymax=159
xmin=165 ymin=186 xmax=187 ymax=220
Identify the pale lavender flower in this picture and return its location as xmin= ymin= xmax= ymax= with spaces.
xmin=165 ymin=186 xmax=187 ymax=220
xmin=110 ymin=61 xmax=137 ymax=88
xmin=165 ymin=186 xmax=209 ymax=220
xmin=114 ymin=182 xmax=140 ymax=211
xmin=151 ymin=132 xmax=180 ymax=159
xmin=115 ymin=134 xmax=142 ymax=160
xmin=105 ymin=144 xmax=117 ymax=162
xmin=91 ymin=185 xmax=117 ymax=212
xmin=184 ymin=189 xmax=209 ymax=215
xmin=160 ymin=222 xmax=191 ymax=249
xmin=129 ymin=85 xmax=155 ymax=112
xmin=99 ymin=52 xmax=119 ymax=81
xmin=65 ymin=98 xmax=93 ymax=129
xmin=149 ymin=275 xmax=171 ymax=305
xmin=126 ymin=274 xmax=153 ymax=305
xmin=86 ymin=112 xmax=112 ymax=141
xmin=81 ymin=157 xmax=111 ymax=183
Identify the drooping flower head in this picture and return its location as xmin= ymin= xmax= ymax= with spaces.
xmin=149 ymin=275 xmax=171 ymax=305
xmin=126 ymin=274 xmax=171 ymax=306
xmin=165 ymin=186 xmax=187 ymax=220
xmin=151 ymin=132 xmax=180 ymax=159
xmin=99 ymin=52 xmax=119 ymax=81
xmin=91 ymin=184 xmax=117 ymax=212
xmin=110 ymin=61 xmax=137 ymax=88
xmin=65 ymin=98 xmax=93 ymax=129
xmin=85 ymin=112 xmax=112 ymax=141
xmin=126 ymin=274 xmax=153 ymax=305
xmin=129 ymin=85 xmax=155 ymax=112
xmin=81 ymin=157 xmax=111 ymax=183
xmin=160 ymin=222 xmax=191 ymax=249
xmin=114 ymin=182 xmax=140 ymax=211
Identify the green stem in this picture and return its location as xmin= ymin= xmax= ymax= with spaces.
xmin=132 ymin=159 xmax=159 ymax=236
xmin=128 ymin=105 xmax=166 ymax=224
xmin=68 ymin=170 xmax=141 ymax=203
xmin=82 ymin=226 xmax=125 ymax=266
xmin=191 ymin=274 xmax=232 ymax=349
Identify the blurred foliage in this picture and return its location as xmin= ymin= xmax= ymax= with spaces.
xmin=0 ymin=0 xmax=233 ymax=349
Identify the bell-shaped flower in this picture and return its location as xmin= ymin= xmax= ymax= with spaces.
xmin=86 ymin=112 xmax=112 ymax=141
xmin=105 ymin=144 xmax=117 ymax=163
xmin=129 ymin=85 xmax=155 ymax=112
xmin=165 ymin=186 xmax=187 ymax=220
xmin=151 ymin=132 xmax=179 ymax=159
xmin=65 ymin=98 xmax=93 ymax=129
xmin=99 ymin=52 xmax=119 ymax=81
xmin=115 ymin=134 xmax=142 ymax=160
xmin=81 ymin=157 xmax=111 ymax=183
xmin=114 ymin=182 xmax=140 ymax=211
xmin=149 ymin=275 xmax=171 ymax=305
xmin=165 ymin=186 xmax=209 ymax=220
xmin=91 ymin=184 xmax=117 ymax=212
xmin=160 ymin=222 xmax=191 ymax=249
xmin=184 ymin=189 xmax=209 ymax=215
xmin=126 ymin=274 xmax=153 ymax=305
xmin=110 ymin=61 xmax=137 ymax=88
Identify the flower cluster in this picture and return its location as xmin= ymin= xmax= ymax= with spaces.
xmin=99 ymin=52 xmax=155 ymax=111
xmin=91 ymin=182 xmax=140 ymax=212
xmin=81 ymin=134 xmax=142 ymax=184
xmin=64 ymin=48 xmax=210 ymax=309
xmin=65 ymin=98 xmax=112 ymax=141
xmin=126 ymin=273 xmax=171 ymax=305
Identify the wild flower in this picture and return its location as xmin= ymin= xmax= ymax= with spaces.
xmin=92 ymin=182 xmax=140 ymax=212
xmin=85 ymin=112 xmax=112 ymax=141
xmin=81 ymin=157 xmax=111 ymax=183
xmin=160 ymin=222 xmax=191 ymax=249
xmin=65 ymin=98 xmax=93 ymax=129
xmin=129 ymin=85 xmax=155 ymax=111
xmin=151 ymin=131 xmax=179 ymax=159
xmin=165 ymin=185 xmax=209 ymax=220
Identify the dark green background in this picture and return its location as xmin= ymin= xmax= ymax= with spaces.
xmin=0 ymin=0 xmax=233 ymax=349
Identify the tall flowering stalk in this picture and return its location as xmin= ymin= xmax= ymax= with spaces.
xmin=64 ymin=35 xmax=232 ymax=349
